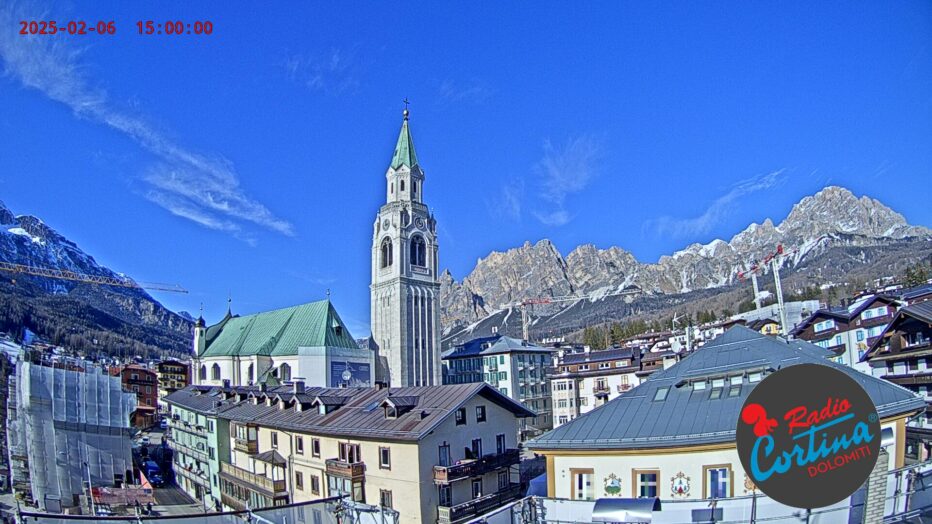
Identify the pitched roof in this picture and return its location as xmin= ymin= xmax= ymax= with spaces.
xmin=901 ymin=284 xmax=932 ymax=302
xmin=199 ymin=299 xmax=358 ymax=358
xmin=444 ymin=335 xmax=553 ymax=359
xmin=390 ymin=119 xmax=418 ymax=170
xmin=560 ymin=347 xmax=636 ymax=365
xmin=862 ymin=301 xmax=932 ymax=361
xmin=213 ymin=382 xmax=535 ymax=442
xmin=528 ymin=326 xmax=924 ymax=452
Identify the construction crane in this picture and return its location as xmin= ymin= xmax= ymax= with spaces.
xmin=737 ymin=244 xmax=805 ymax=336
xmin=513 ymin=287 xmax=642 ymax=341
xmin=0 ymin=261 xmax=188 ymax=294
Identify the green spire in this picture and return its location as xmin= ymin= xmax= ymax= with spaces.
xmin=390 ymin=110 xmax=418 ymax=169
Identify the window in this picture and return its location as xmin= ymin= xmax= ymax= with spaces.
xmin=496 ymin=433 xmax=506 ymax=454
xmin=857 ymin=330 xmax=865 ymax=342
xmin=634 ymin=470 xmax=659 ymax=498
xmin=499 ymin=355 xmax=505 ymax=365
xmin=558 ymin=415 xmax=568 ymax=424
xmin=748 ymin=372 xmax=762 ymax=383
xmin=730 ymin=376 xmax=742 ymax=386
xmin=339 ymin=443 xmax=361 ymax=463
xmin=199 ymin=365 xmax=207 ymax=381
xmin=380 ymin=489 xmax=393 ymax=509
xmin=599 ymin=362 xmax=610 ymax=369
xmin=476 ymin=405 xmax=487 ymax=423
xmin=211 ymin=364 xmax=220 ymax=381
xmin=279 ymin=364 xmax=291 ymax=382
xmin=653 ymin=387 xmax=669 ymax=401
xmin=271 ymin=432 xmax=278 ymax=449
xmin=247 ymin=364 xmax=254 ymax=383
xmin=410 ymin=235 xmax=426 ymax=267
xmin=470 ymin=438 xmax=483 ymax=459
xmin=704 ymin=465 xmax=732 ymax=499
xmin=379 ymin=447 xmax=391 ymax=469
xmin=145 ymin=386 xmax=152 ymax=393
xmin=728 ymin=386 xmax=741 ymax=397
xmin=571 ymin=469 xmax=594 ymax=500
xmin=312 ymin=438 xmax=320 ymax=457
xmin=710 ymin=388 xmax=722 ymax=399
xmin=380 ymin=238 xmax=393 ymax=268
xmin=295 ymin=471 xmax=304 ymax=491
xmin=557 ymin=399 xmax=567 ymax=408
xmin=208 ymin=420 xmax=214 ymax=432
xmin=834 ymin=335 xmax=843 ymax=346
xmin=910 ymin=360 xmax=920 ymax=372
xmin=471 ymin=478 xmax=483 ymax=499
xmin=131 ymin=373 xmax=138 ymax=380
xmin=455 ymin=408 xmax=466 ymax=425
xmin=579 ymin=365 xmax=589 ymax=371
xmin=500 ymin=387 xmax=508 ymax=396
xmin=814 ymin=319 xmax=836 ymax=333
xmin=498 ymin=470 xmax=509 ymax=489
xmin=439 ymin=443 xmax=451 ymax=467
xmin=296 ymin=436 xmax=304 ymax=455
xmin=400 ymin=180 xmax=405 ymax=192
xmin=311 ymin=474 xmax=320 ymax=495
xmin=439 ymin=485 xmax=452 ymax=507
xmin=692 ymin=381 xmax=707 ymax=391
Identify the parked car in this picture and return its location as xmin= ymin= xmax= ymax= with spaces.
xmin=141 ymin=436 xmax=150 ymax=446
xmin=159 ymin=419 xmax=168 ymax=430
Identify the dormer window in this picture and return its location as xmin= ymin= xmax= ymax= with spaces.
xmin=384 ymin=406 xmax=398 ymax=419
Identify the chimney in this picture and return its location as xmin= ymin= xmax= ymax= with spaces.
xmin=259 ymin=383 xmax=267 ymax=392
xmin=221 ymin=379 xmax=231 ymax=389
xmin=375 ymin=381 xmax=388 ymax=390
xmin=293 ymin=379 xmax=305 ymax=394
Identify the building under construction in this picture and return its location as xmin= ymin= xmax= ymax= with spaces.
xmin=7 ymin=356 xmax=137 ymax=513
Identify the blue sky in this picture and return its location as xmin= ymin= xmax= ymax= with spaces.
xmin=1 ymin=1 xmax=931 ymax=337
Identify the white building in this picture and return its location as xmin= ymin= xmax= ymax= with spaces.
xmin=370 ymin=108 xmax=442 ymax=387
xmin=191 ymin=299 xmax=374 ymax=388
xmin=442 ymin=335 xmax=555 ymax=440
xmin=550 ymin=347 xmax=646 ymax=428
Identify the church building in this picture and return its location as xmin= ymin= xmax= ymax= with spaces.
xmin=191 ymin=299 xmax=374 ymax=388
xmin=370 ymin=108 xmax=442 ymax=386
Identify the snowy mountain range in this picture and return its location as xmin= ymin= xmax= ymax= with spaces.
xmin=440 ymin=186 xmax=932 ymax=344
xmin=0 ymin=200 xmax=191 ymax=356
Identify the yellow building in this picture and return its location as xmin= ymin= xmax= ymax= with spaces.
xmin=215 ymin=382 xmax=534 ymax=524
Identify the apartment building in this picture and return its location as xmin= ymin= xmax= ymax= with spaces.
xmin=167 ymin=382 xmax=534 ymax=524
xmin=112 ymin=364 xmax=158 ymax=428
xmin=792 ymin=294 xmax=899 ymax=371
xmin=442 ymin=336 xmax=554 ymax=440
xmin=862 ymin=302 xmax=932 ymax=463
xmin=157 ymin=359 xmax=190 ymax=411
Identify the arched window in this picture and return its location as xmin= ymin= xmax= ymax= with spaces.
xmin=412 ymin=180 xmax=417 ymax=196
xmin=211 ymin=363 xmax=220 ymax=381
xmin=247 ymin=364 xmax=254 ymax=384
xmin=410 ymin=235 xmax=426 ymax=267
xmin=390 ymin=182 xmax=393 ymax=194
xmin=380 ymin=238 xmax=393 ymax=268
xmin=400 ymin=180 xmax=405 ymax=192
xmin=280 ymin=363 xmax=292 ymax=382
xmin=199 ymin=365 xmax=207 ymax=381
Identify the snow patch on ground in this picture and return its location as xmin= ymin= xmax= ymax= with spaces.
xmin=7 ymin=227 xmax=44 ymax=245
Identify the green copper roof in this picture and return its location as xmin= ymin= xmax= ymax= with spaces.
xmin=199 ymin=299 xmax=358 ymax=358
xmin=390 ymin=119 xmax=418 ymax=169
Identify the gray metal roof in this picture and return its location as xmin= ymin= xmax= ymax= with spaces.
xmin=862 ymin=301 xmax=932 ymax=361
xmin=168 ymin=383 xmax=535 ymax=442
xmin=444 ymin=335 xmax=552 ymax=359
xmin=528 ymin=326 xmax=925 ymax=451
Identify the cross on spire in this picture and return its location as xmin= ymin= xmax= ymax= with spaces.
xmin=403 ymin=98 xmax=410 ymax=120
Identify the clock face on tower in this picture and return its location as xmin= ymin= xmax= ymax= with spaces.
xmin=415 ymin=217 xmax=425 ymax=230
xmin=382 ymin=219 xmax=390 ymax=230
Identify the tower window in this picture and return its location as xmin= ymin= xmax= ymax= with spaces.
xmin=199 ymin=365 xmax=207 ymax=381
xmin=380 ymin=238 xmax=393 ymax=268
xmin=413 ymin=181 xmax=417 ymax=196
xmin=391 ymin=182 xmax=394 ymax=194
xmin=211 ymin=363 xmax=220 ymax=381
xmin=400 ymin=180 xmax=405 ymax=192
xmin=410 ymin=235 xmax=426 ymax=267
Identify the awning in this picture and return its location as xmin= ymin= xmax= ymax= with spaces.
xmin=592 ymin=498 xmax=661 ymax=524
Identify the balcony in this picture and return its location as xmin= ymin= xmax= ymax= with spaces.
xmin=592 ymin=384 xmax=610 ymax=396
xmin=219 ymin=461 xmax=286 ymax=495
xmin=173 ymin=441 xmax=210 ymax=463
xmin=437 ymin=483 xmax=524 ymax=524
xmin=170 ymin=418 xmax=207 ymax=437
xmin=433 ymin=449 xmax=520 ymax=484
xmin=221 ymin=492 xmax=247 ymax=512
xmin=616 ymin=383 xmax=632 ymax=393
xmin=175 ymin=464 xmax=210 ymax=486
xmin=326 ymin=458 xmax=366 ymax=479
xmin=234 ymin=437 xmax=259 ymax=454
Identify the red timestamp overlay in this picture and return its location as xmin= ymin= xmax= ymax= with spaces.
xmin=136 ymin=21 xmax=213 ymax=36
xmin=19 ymin=20 xmax=117 ymax=35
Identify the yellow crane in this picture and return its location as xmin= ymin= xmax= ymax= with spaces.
xmin=0 ymin=261 xmax=187 ymax=294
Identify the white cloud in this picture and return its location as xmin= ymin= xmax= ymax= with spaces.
xmin=487 ymin=177 xmax=524 ymax=221
xmin=438 ymin=79 xmax=492 ymax=104
xmin=283 ymin=47 xmax=360 ymax=94
xmin=532 ymin=135 xmax=602 ymax=226
xmin=644 ymin=169 xmax=787 ymax=238
xmin=0 ymin=1 xmax=293 ymax=239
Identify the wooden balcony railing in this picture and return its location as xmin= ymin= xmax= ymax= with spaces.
xmin=325 ymin=458 xmax=366 ymax=479
xmin=219 ymin=461 xmax=286 ymax=495
xmin=234 ymin=437 xmax=259 ymax=454
xmin=221 ymin=492 xmax=247 ymax=512
xmin=433 ymin=449 xmax=520 ymax=484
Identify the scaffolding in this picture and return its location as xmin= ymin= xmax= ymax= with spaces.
xmin=10 ymin=359 xmax=137 ymax=512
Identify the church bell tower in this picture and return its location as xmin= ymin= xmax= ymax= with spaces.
xmin=370 ymin=106 xmax=441 ymax=386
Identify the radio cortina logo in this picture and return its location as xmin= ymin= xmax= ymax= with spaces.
xmin=741 ymin=397 xmax=875 ymax=482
